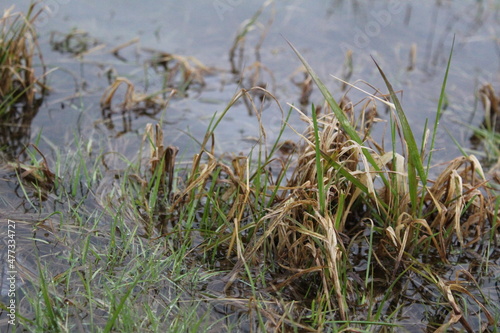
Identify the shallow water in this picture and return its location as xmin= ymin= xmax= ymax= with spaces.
xmin=4 ymin=0 xmax=500 ymax=162
xmin=1 ymin=0 xmax=500 ymax=331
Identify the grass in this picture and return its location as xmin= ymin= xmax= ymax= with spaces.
xmin=467 ymin=83 xmax=500 ymax=176
xmin=0 ymin=4 xmax=37 ymax=110
xmin=0 ymin=4 xmax=46 ymax=160
xmin=1 ymin=4 xmax=499 ymax=333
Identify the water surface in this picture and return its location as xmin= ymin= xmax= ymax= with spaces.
xmin=5 ymin=0 xmax=500 ymax=162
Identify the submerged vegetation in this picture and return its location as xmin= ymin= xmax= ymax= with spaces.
xmin=1 ymin=3 xmax=499 ymax=333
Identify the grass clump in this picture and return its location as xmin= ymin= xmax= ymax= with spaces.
xmin=110 ymin=65 xmax=493 ymax=333
xmin=0 ymin=4 xmax=46 ymax=159
xmin=136 ymin=42 xmax=497 ymax=331
xmin=88 ymin=42 xmax=497 ymax=331
xmin=3 ymin=48 xmax=498 ymax=332
xmin=468 ymin=83 xmax=500 ymax=176
xmin=0 ymin=4 xmax=44 ymax=112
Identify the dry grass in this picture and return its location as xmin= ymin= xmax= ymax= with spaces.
xmin=1 ymin=4 xmax=498 ymax=331
xmin=477 ymin=83 xmax=500 ymax=133
xmin=0 ymin=4 xmax=47 ymax=160
xmin=100 ymin=77 xmax=173 ymax=113
xmin=0 ymin=4 xmax=44 ymax=108
xmin=134 ymin=78 xmax=497 ymax=330
xmin=130 ymin=41 xmax=499 ymax=329
xmin=470 ymin=83 xmax=500 ymax=175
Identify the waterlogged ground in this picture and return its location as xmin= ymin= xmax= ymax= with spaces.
xmin=1 ymin=0 xmax=500 ymax=331
xmin=3 ymin=0 xmax=500 ymax=160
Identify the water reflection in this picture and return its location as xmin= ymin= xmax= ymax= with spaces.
xmin=0 ymin=98 xmax=43 ymax=161
xmin=4 ymin=0 xmax=495 ymax=161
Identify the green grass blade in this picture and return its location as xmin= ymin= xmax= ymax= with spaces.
xmin=311 ymin=104 xmax=326 ymax=215
xmin=37 ymin=258 xmax=60 ymax=331
xmin=319 ymin=150 xmax=368 ymax=194
xmin=286 ymin=39 xmax=361 ymax=145
xmin=286 ymin=38 xmax=389 ymax=193
xmin=426 ymin=36 xmax=455 ymax=174
xmin=372 ymin=58 xmax=427 ymax=213
xmin=103 ymin=271 xmax=145 ymax=333
xmin=445 ymin=126 xmax=469 ymax=157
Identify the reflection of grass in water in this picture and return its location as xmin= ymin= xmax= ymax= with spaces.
xmin=1 ymin=5 xmax=499 ymax=333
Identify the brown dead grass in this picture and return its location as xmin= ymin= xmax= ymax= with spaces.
xmin=478 ymin=83 xmax=500 ymax=133
xmin=144 ymin=49 xmax=212 ymax=91
xmin=100 ymin=77 xmax=174 ymax=113
xmin=100 ymin=51 xmax=212 ymax=114
xmin=147 ymin=91 xmax=496 ymax=327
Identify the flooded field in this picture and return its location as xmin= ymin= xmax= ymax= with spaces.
xmin=1 ymin=1 xmax=499 ymax=332
xmin=3 ymin=0 xmax=500 ymax=160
